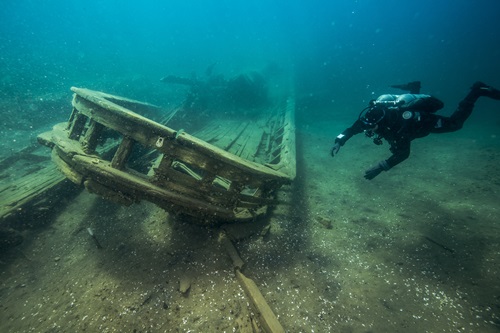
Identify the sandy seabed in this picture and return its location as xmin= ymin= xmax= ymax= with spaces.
xmin=1 ymin=119 xmax=499 ymax=333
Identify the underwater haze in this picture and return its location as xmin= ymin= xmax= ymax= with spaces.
xmin=2 ymin=0 xmax=499 ymax=103
xmin=1 ymin=1 xmax=500 ymax=332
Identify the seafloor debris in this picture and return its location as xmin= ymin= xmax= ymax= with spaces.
xmin=315 ymin=215 xmax=333 ymax=229
xmin=179 ymin=275 xmax=192 ymax=294
xmin=221 ymin=231 xmax=285 ymax=333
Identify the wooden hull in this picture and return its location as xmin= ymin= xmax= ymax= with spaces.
xmin=37 ymin=87 xmax=296 ymax=224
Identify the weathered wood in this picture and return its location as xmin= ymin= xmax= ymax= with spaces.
xmin=111 ymin=136 xmax=135 ymax=170
xmin=0 ymin=150 xmax=73 ymax=223
xmin=84 ymin=179 xmax=135 ymax=206
xmin=73 ymin=155 xmax=237 ymax=219
xmin=51 ymin=148 xmax=84 ymax=185
xmin=81 ymin=119 xmax=105 ymax=154
xmin=68 ymin=112 xmax=87 ymax=140
xmin=265 ymin=98 xmax=296 ymax=179
xmin=71 ymin=87 xmax=289 ymax=183
xmin=220 ymin=232 xmax=285 ymax=332
xmin=0 ymin=165 xmax=64 ymax=218
xmin=39 ymin=87 xmax=295 ymax=223
xmin=219 ymin=232 xmax=245 ymax=269
xmin=236 ymin=270 xmax=285 ymax=333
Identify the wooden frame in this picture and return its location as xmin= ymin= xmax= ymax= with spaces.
xmin=38 ymin=87 xmax=296 ymax=224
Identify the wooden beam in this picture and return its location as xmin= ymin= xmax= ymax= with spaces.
xmin=236 ymin=270 xmax=285 ymax=333
xmin=81 ymin=119 xmax=104 ymax=154
xmin=111 ymin=136 xmax=134 ymax=170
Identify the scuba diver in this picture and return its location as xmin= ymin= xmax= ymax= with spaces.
xmin=331 ymin=81 xmax=500 ymax=180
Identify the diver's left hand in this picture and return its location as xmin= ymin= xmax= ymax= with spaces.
xmin=330 ymin=143 xmax=341 ymax=157
xmin=364 ymin=161 xmax=390 ymax=180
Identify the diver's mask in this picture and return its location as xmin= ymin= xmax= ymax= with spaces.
xmin=360 ymin=107 xmax=383 ymax=145
xmin=358 ymin=104 xmax=386 ymax=127
xmin=359 ymin=95 xmax=401 ymax=145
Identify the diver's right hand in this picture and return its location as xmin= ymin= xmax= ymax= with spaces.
xmin=331 ymin=143 xmax=341 ymax=157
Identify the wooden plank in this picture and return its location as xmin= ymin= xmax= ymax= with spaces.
xmin=195 ymin=122 xmax=242 ymax=146
xmin=71 ymin=155 xmax=237 ymax=219
xmin=220 ymin=232 xmax=285 ymax=332
xmin=195 ymin=121 xmax=251 ymax=154
xmin=236 ymin=270 xmax=285 ymax=333
xmin=219 ymin=232 xmax=245 ymax=269
xmin=194 ymin=117 xmax=276 ymax=164
xmin=231 ymin=121 xmax=266 ymax=161
xmin=0 ymin=163 xmax=67 ymax=221
xmin=265 ymin=99 xmax=296 ymax=180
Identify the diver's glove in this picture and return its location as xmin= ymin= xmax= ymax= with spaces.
xmin=364 ymin=160 xmax=390 ymax=180
xmin=331 ymin=143 xmax=341 ymax=157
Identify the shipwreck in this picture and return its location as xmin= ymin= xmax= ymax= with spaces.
xmin=33 ymin=72 xmax=296 ymax=224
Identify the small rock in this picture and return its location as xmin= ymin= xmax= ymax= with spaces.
xmin=179 ymin=276 xmax=191 ymax=294
xmin=54 ymin=257 xmax=61 ymax=262
xmin=260 ymin=224 xmax=271 ymax=238
xmin=315 ymin=216 xmax=333 ymax=229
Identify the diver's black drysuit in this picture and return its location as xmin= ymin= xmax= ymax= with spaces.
xmin=331 ymin=81 xmax=500 ymax=180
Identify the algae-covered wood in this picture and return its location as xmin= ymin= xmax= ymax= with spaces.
xmin=38 ymin=87 xmax=296 ymax=224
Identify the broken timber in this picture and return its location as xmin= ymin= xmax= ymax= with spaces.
xmin=0 ymin=144 xmax=78 ymax=226
xmin=38 ymin=87 xmax=296 ymax=224
xmin=220 ymin=231 xmax=285 ymax=333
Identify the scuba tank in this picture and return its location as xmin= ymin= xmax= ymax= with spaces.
xmin=373 ymin=94 xmax=443 ymax=112
xmin=394 ymin=94 xmax=444 ymax=112
xmin=373 ymin=94 xmax=399 ymax=105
